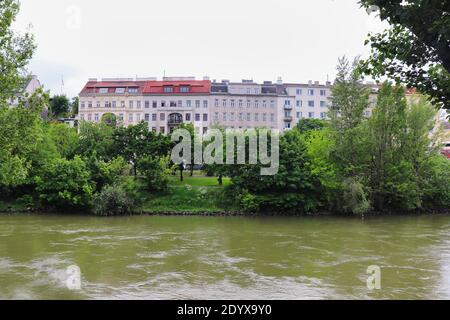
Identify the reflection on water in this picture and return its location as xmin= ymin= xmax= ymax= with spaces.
xmin=1 ymin=214 xmax=450 ymax=299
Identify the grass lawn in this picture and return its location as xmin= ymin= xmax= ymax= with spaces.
xmin=142 ymin=174 xmax=231 ymax=213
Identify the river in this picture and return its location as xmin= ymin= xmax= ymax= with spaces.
xmin=1 ymin=214 xmax=450 ymax=299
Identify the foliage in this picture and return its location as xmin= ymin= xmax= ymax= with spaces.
xmin=77 ymin=121 xmax=114 ymax=160
xmin=50 ymin=95 xmax=70 ymax=117
xmin=70 ymin=97 xmax=79 ymax=117
xmin=35 ymin=156 xmax=94 ymax=209
xmin=296 ymin=118 xmax=327 ymax=133
xmin=92 ymin=183 xmax=136 ymax=216
xmin=137 ymin=156 xmax=172 ymax=191
xmin=0 ymin=0 xmax=36 ymax=107
xmin=90 ymin=156 xmax=127 ymax=191
xmin=341 ymin=177 xmax=371 ymax=215
xmin=359 ymin=0 xmax=450 ymax=111
xmin=101 ymin=112 xmax=117 ymax=127
xmin=47 ymin=123 xmax=79 ymax=158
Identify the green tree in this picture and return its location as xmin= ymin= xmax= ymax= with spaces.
xmin=359 ymin=0 xmax=450 ymax=111
xmin=137 ymin=156 xmax=171 ymax=191
xmin=77 ymin=121 xmax=114 ymax=160
xmin=296 ymin=118 xmax=327 ymax=133
xmin=50 ymin=95 xmax=70 ymax=117
xmin=101 ymin=112 xmax=117 ymax=127
xmin=47 ymin=123 xmax=79 ymax=158
xmin=70 ymin=97 xmax=79 ymax=117
xmin=0 ymin=0 xmax=35 ymax=108
xmin=35 ymin=156 xmax=94 ymax=209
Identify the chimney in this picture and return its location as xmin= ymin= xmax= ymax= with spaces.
xmin=277 ymin=77 xmax=283 ymax=85
xmin=203 ymin=76 xmax=210 ymax=81
xmin=308 ymin=80 xmax=313 ymax=86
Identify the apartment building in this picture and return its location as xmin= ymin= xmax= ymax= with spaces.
xmin=78 ymin=77 xmax=338 ymax=133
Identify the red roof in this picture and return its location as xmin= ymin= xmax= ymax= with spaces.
xmin=80 ymin=80 xmax=211 ymax=95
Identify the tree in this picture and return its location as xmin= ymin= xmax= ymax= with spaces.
xmin=112 ymin=122 xmax=172 ymax=178
xmin=101 ymin=112 xmax=117 ymax=127
xmin=70 ymin=97 xmax=79 ymax=117
xmin=296 ymin=118 xmax=327 ymax=134
xmin=77 ymin=121 xmax=114 ymax=160
xmin=47 ymin=123 xmax=79 ymax=158
xmin=0 ymin=0 xmax=35 ymax=108
xmin=35 ymin=156 xmax=94 ymax=209
xmin=329 ymin=57 xmax=371 ymax=176
xmin=137 ymin=156 xmax=171 ymax=191
xmin=359 ymin=0 xmax=450 ymax=111
xmin=50 ymin=95 xmax=70 ymax=117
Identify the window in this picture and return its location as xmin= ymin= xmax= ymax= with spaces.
xmin=296 ymin=89 xmax=302 ymax=95
xmin=203 ymin=100 xmax=208 ymax=108
xmin=308 ymin=89 xmax=315 ymax=96
xmin=128 ymin=88 xmax=138 ymax=93
xmin=308 ymin=100 xmax=315 ymax=107
xmin=230 ymin=113 xmax=235 ymax=121
xmin=87 ymin=114 xmax=92 ymax=121
xmin=284 ymin=100 xmax=291 ymax=106
xmin=262 ymin=113 xmax=267 ymax=121
xmin=121 ymin=101 xmax=125 ymax=108
xmin=178 ymin=100 xmax=183 ymax=108
xmin=203 ymin=114 xmax=208 ymax=121
xmin=160 ymin=127 xmax=165 ymax=134
xmin=320 ymin=89 xmax=326 ymax=96
xmin=88 ymin=101 xmax=92 ymax=108
xmin=263 ymin=100 xmax=267 ymax=108
xmin=180 ymin=86 xmax=190 ymax=93
xmin=170 ymin=101 xmax=176 ymax=107
xmin=129 ymin=101 xmax=134 ymax=108
xmin=163 ymin=86 xmax=173 ymax=93
xmin=195 ymin=113 xmax=200 ymax=121
xmin=223 ymin=113 xmax=227 ymax=121
xmin=231 ymin=100 xmax=235 ymax=107
xmin=214 ymin=112 xmax=219 ymax=121
xmin=195 ymin=100 xmax=200 ymax=108
xmin=128 ymin=114 xmax=133 ymax=122
xmin=136 ymin=114 xmax=141 ymax=122
xmin=238 ymin=113 xmax=243 ymax=121
xmin=115 ymin=88 xmax=125 ymax=94
xmin=247 ymin=100 xmax=251 ymax=108
xmin=296 ymin=100 xmax=302 ymax=107
xmin=320 ymin=112 xmax=326 ymax=119
xmin=112 ymin=101 xmax=117 ymax=108
xmin=320 ymin=101 xmax=327 ymax=108
xmin=80 ymin=114 xmax=85 ymax=120
xmin=94 ymin=114 xmax=99 ymax=122
xmin=223 ymin=99 xmax=227 ymax=107
xmin=246 ymin=113 xmax=251 ymax=121
xmin=152 ymin=113 xmax=157 ymax=121
xmin=161 ymin=101 xmax=166 ymax=107
xmin=151 ymin=101 xmax=157 ymax=108
xmin=254 ymin=113 xmax=259 ymax=121
xmin=80 ymin=102 xmax=85 ymax=109
xmin=144 ymin=101 xmax=149 ymax=108
xmin=239 ymin=100 xmax=243 ymax=108
xmin=160 ymin=113 xmax=165 ymax=121
xmin=186 ymin=100 xmax=192 ymax=108
xmin=296 ymin=112 xmax=301 ymax=118
xmin=119 ymin=114 xmax=124 ymax=121
xmin=137 ymin=101 xmax=141 ymax=109
xmin=214 ymin=99 xmax=219 ymax=107
xmin=270 ymin=100 xmax=275 ymax=108
xmin=185 ymin=113 xmax=191 ymax=121
xmin=203 ymin=127 xmax=208 ymax=135
xmin=96 ymin=101 xmax=100 ymax=108
xmin=254 ymin=100 xmax=259 ymax=108
xmin=104 ymin=101 xmax=109 ymax=108
xmin=308 ymin=112 xmax=315 ymax=118
xmin=99 ymin=88 xmax=108 ymax=94
xmin=270 ymin=113 xmax=275 ymax=122
xmin=145 ymin=114 xmax=150 ymax=121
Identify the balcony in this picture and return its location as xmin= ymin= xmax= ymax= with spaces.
xmin=283 ymin=104 xmax=292 ymax=110
xmin=284 ymin=116 xmax=293 ymax=122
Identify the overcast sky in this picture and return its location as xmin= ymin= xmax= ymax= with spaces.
xmin=14 ymin=0 xmax=387 ymax=97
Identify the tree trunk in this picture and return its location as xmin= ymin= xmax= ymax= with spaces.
xmin=218 ymin=174 xmax=223 ymax=186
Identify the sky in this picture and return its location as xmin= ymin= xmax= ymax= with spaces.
xmin=13 ymin=0 xmax=387 ymax=98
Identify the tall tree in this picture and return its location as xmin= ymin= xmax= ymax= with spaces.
xmin=359 ymin=0 xmax=450 ymax=111
xmin=0 ymin=0 xmax=36 ymax=108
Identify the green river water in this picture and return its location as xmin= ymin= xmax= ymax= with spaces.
xmin=1 ymin=214 xmax=450 ymax=299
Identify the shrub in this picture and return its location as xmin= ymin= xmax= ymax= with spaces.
xmin=35 ymin=156 xmax=94 ymax=209
xmin=137 ymin=156 xmax=171 ymax=191
xmin=341 ymin=178 xmax=371 ymax=215
xmin=92 ymin=184 xmax=137 ymax=216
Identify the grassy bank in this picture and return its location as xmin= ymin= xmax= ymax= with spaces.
xmin=142 ymin=175 xmax=231 ymax=213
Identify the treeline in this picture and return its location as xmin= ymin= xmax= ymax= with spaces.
xmin=208 ymin=59 xmax=450 ymax=215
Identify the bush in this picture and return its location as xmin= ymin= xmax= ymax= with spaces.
xmin=341 ymin=178 xmax=371 ymax=215
xmin=92 ymin=184 xmax=137 ymax=216
xmin=137 ymin=156 xmax=171 ymax=191
xmin=35 ymin=156 xmax=94 ymax=209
